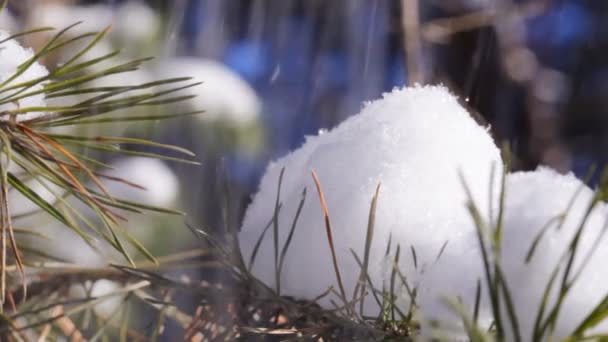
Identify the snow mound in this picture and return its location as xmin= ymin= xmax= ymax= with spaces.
xmin=0 ymin=30 xmax=49 ymax=122
xmin=32 ymin=4 xmax=113 ymax=36
xmin=104 ymin=157 xmax=179 ymax=207
xmin=0 ymin=10 xmax=17 ymax=32
xmin=239 ymin=85 xmax=502 ymax=319
xmin=501 ymin=167 xmax=608 ymax=339
xmin=158 ymin=58 xmax=261 ymax=126
xmin=114 ymin=2 xmax=159 ymax=43
xmin=32 ymin=3 xmax=158 ymax=43
xmin=9 ymin=178 xmax=62 ymax=217
xmin=89 ymin=58 xmax=153 ymax=97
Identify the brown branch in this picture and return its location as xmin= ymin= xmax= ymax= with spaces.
xmin=401 ymin=0 xmax=423 ymax=85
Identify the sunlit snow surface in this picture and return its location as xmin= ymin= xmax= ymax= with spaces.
xmin=157 ymin=58 xmax=261 ymax=126
xmin=239 ymin=85 xmax=502 ymax=321
xmin=240 ymin=85 xmax=608 ymax=337
xmin=104 ymin=157 xmax=179 ymax=208
xmin=502 ymin=167 xmax=608 ymax=339
xmin=31 ymin=2 xmax=158 ymax=44
xmin=0 ymin=30 xmax=49 ymax=121
xmin=0 ymin=10 xmax=16 ymax=32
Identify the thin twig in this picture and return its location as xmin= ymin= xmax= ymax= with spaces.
xmin=401 ymin=0 xmax=423 ymax=85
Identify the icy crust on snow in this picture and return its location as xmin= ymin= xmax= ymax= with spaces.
xmin=501 ymin=167 xmax=608 ymax=339
xmin=0 ymin=30 xmax=49 ymax=122
xmin=239 ymin=85 xmax=502 ymax=318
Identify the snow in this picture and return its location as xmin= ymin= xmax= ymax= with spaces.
xmin=500 ymin=167 xmax=608 ymax=339
xmin=30 ymin=2 xmax=159 ymax=64
xmin=8 ymin=159 xmax=69 ymax=220
xmin=114 ymin=2 xmax=160 ymax=43
xmin=68 ymin=279 xmax=123 ymax=316
xmin=8 ymin=178 xmax=61 ymax=217
xmin=31 ymin=3 xmax=158 ymax=44
xmin=32 ymin=4 xmax=113 ymax=36
xmin=10 ymin=157 xmax=180 ymax=267
xmin=239 ymin=85 xmax=501 ymax=321
xmin=0 ymin=10 xmax=17 ymax=32
xmin=239 ymin=84 xmax=608 ymax=337
xmin=75 ymin=40 xmax=115 ymax=69
xmin=89 ymin=57 xmax=153 ymax=96
xmin=103 ymin=157 xmax=179 ymax=207
xmin=157 ymin=58 xmax=261 ymax=126
xmin=90 ymin=279 xmax=123 ymax=315
xmin=0 ymin=30 xmax=49 ymax=122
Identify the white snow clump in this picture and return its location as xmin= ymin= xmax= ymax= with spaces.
xmin=103 ymin=157 xmax=179 ymax=207
xmin=31 ymin=2 xmax=158 ymax=44
xmin=500 ymin=167 xmax=608 ymax=339
xmin=114 ymin=2 xmax=160 ymax=43
xmin=157 ymin=58 xmax=261 ymax=126
xmin=239 ymin=85 xmax=501 ymax=320
xmin=32 ymin=4 xmax=113 ymax=36
xmin=0 ymin=10 xmax=17 ymax=32
xmin=9 ymin=178 xmax=61 ymax=217
xmin=89 ymin=58 xmax=153 ymax=96
xmin=0 ymin=30 xmax=49 ymax=122
xmin=240 ymin=84 xmax=608 ymax=337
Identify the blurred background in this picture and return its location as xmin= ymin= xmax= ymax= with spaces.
xmin=3 ymin=0 xmax=606 ymax=263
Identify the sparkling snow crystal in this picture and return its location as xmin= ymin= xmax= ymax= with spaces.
xmin=239 ymin=85 xmax=502 ymax=320
xmin=0 ymin=30 xmax=49 ymax=122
